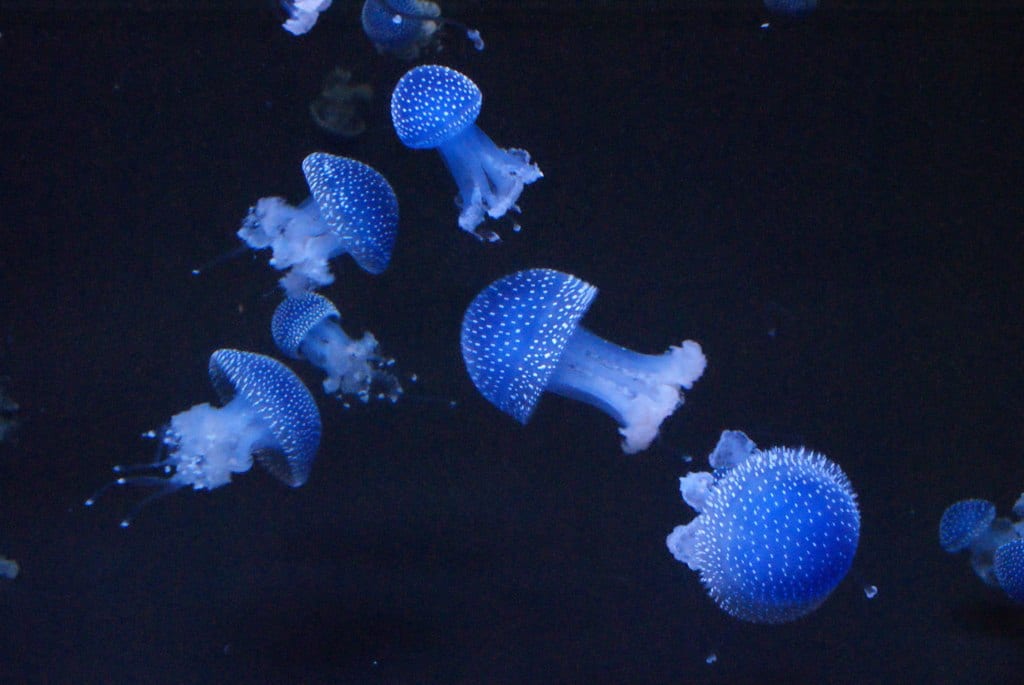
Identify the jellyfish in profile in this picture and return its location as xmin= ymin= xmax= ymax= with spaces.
xmin=281 ymin=0 xmax=333 ymax=36
xmin=940 ymin=496 xmax=1024 ymax=599
xmin=460 ymin=268 xmax=705 ymax=454
xmin=272 ymin=292 xmax=402 ymax=404
xmin=86 ymin=349 xmax=322 ymax=527
xmin=361 ymin=0 xmax=483 ymax=60
xmin=666 ymin=430 xmax=860 ymax=624
xmin=391 ymin=65 xmax=541 ymax=242
xmin=310 ymin=68 xmax=374 ymax=139
xmin=239 ymin=152 xmax=398 ymax=295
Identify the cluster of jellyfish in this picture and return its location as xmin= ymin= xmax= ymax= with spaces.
xmin=85 ymin=0 xmax=861 ymax=630
xmin=940 ymin=496 xmax=1024 ymax=603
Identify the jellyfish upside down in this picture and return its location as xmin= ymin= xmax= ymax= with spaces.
xmin=238 ymin=152 xmax=398 ymax=295
xmin=361 ymin=0 xmax=483 ymax=60
xmin=272 ymin=292 xmax=402 ymax=404
xmin=939 ymin=495 xmax=1024 ymax=602
xmin=391 ymin=65 xmax=541 ymax=242
xmin=666 ymin=430 xmax=860 ymax=624
xmin=85 ymin=349 xmax=322 ymax=527
xmin=460 ymin=268 xmax=705 ymax=454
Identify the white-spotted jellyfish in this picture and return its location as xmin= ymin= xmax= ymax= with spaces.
xmin=281 ymin=0 xmax=334 ymax=36
xmin=667 ymin=430 xmax=860 ymax=624
xmin=361 ymin=0 xmax=483 ymax=60
xmin=460 ymin=268 xmax=706 ymax=454
xmin=939 ymin=496 xmax=1024 ymax=601
xmin=391 ymin=65 xmax=541 ymax=242
xmin=238 ymin=152 xmax=398 ymax=295
xmin=272 ymin=292 xmax=402 ymax=404
xmin=86 ymin=349 xmax=322 ymax=527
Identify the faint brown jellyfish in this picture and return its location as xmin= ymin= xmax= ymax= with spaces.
xmin=310 ymin=68 xmax=374 ymax=139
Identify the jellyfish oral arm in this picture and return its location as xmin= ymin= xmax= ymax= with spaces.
xmin=300 ymin=319 xmax=399 ymax=400
xmin=545 ymin=327 xmax=706 ymax=453
xmin=437 ymin=124 xmax=542 ymax=241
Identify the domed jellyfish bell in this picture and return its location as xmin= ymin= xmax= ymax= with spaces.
xmin=666 ymin=430 xmax=861 ymax=624
xmin=391 ymin=65 xmax=542 ymax=242
xmin=460 ymin=268 xmax=706 ymax=454
xmin=281 ymin=0 xmax=334 ymax=36
xmin=238 ymin=152 xmax=399 ymax=296
xmin=939 ymin=497 xmax=1024 ymax=591
xmin=361 ymin=0 xmax=484 ymax=60
xmin=272 ymin=291 xmax=402 ymax=406
xmin=86 ymin=349 xmax=322 ymax=527
xmin=995 ymin=539 xmax=1024 ymax=603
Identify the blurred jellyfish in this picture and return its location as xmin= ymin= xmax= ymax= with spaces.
xmin=667 ymin=430 xmax=860 ymax=624
xmin=939 ymin=496 xmax=1024 ymax=600
xmin=0 ymin=554 xmax=17 ymax=579
xmin=86 ymin=349 xmax=322 ymax=527
xmin=361 ymin=0 xmax=483 ymax=60
xmin=272 ymin=292 xmax=402 ymax=404
xmin=310 ymin=68 xmax=373 ymax=139
xmin=0 ymin=379 xmax=18 ymax=443
xmin=763 ymin=0 xmax=817 ymax=16
xmin=239 ymin=152 xmax=398 ymax=295
xmin=391 ymin=65 xmax=541 ymax=242
xmin=281 ymin=0 xmax=333 ymax=36
xmin=460 ymin=268 xmax=705 ymax=454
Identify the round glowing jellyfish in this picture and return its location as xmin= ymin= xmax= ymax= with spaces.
xmin=391 ymin=65 xmax=542 ymax=242
xmin=667 ymin=430 xmax=860 ymax=624
xmin=939 ymin=496 xmax=1024 ymax=596
xmin=361 ymin=0 xmax=483 ymax=60
xmin=86 ymin=349 xmax=322 ymax=527
xmin=272 ymin=292 xmax=402 ymax=404
xmin=460 ymin=268 xmax=706 ymax=454
xmin=239 ymin=152 xmax=398 ymax=295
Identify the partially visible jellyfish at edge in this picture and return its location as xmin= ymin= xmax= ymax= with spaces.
xmin=281 ymin=0 xmax=334 ymax=36
xmin=391 ymin=65 xmax=541 ymax=242
xmin=85 ymin=349 xmax=322 ymax=527
xmin=238 ymin=152 xmax=398 ymax=295
xmin=310 ymin=68 xmax=373 ymax=139
xmin=272 ymin=292 xmax=402 ymax=405
xmin=361 ymin=0 xmax=484 ymax=60
xmin=460 ymin=268 xmax=706 ymax=454
xmin=940 ymin=495 xmax=1024 ymax=601
xmin=666 ymin=430 xmax=861 ymax=624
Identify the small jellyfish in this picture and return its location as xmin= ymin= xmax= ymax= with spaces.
xmin=86 ymin=349 xmax=322 ymax=527
xmin=239 ymin=152 xmax=399 ymax=295
xmin=391 ymin=65 xmax=541 ymax=242
xmin=281 ymin=0 xmax=334 ymax=36
xmin=361 ymin=0 xmax=483 ymax=60
xmin=310 ymin=68 xmax=374 ymax=139
xmin=272 ymin=292 xmax=402 ymax=403
xmin=994 ymin=539 xmax=1024 ymax=603
xmin=460 ymin=268 xmax=706 ymax=454
xmin=0 ymin=379 xmax=18 ymax=443
xmin=0 ymin=554 xmax=18 ymax=579
xmin=667 ymin=430 xmax=860 ymax=624
xmin=939 ymin=497 xmax=1024 ymax=597
xmin=763 ymin=0 xmax=818 ymax=16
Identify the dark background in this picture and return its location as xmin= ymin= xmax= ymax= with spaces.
xmin=1 ymin=1 xmax=1023 ymax=682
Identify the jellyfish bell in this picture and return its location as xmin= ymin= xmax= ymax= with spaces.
xmin=940 ymin=497 xmax=1024 ymax=590
xmin=361 ymin=0 xmax=483 ymax=60
xmin=86 ymin=349 xmax=322 ymax=527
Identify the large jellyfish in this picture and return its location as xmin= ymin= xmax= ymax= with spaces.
xmin=272 ymin=292 xmax=402 ymax=404
xmin=361 ymin=0 xmax=483 ymax=60
xmin=391 ymin=65 xmax=542 ymax=242
xmin=86 ymin=349 xmax=322 ymax=527
xmin=460 ymin=268 xmax=706 ymax=454
xmin=939 ymin=495 xmax=1024 ymax=601
xmin=239 ymin=152 xmax=398 ymax=295
xmin=666 ymin=430 xmax=861 ymax=624
xmin=281 ymin=0 xmax=333 ymax=36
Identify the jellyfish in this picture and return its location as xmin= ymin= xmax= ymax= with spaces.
xmin=666 ymin=430 xmax=861 ymax=624
xmin=0 ymin=380 xmax=18 ymax=443
xmin=361 ymin=0 xmax=484 ymax=60
xmin=995 ymin=539 xmax=1024 ymax=603
xmin=460 ymin=268 xmax=706 ymax=454
xmin=763 ymin=0 xmax=817 ymax=16
xmin=86 ymin=349 xmax=322 ymax=527
xmin=391 ymin=65 xmax=542 ymax=242
xmin=310 ymin=68 xmax=374 ymax=139
xmin=272 ymin=292 xmax=402 ymax=404
xmin=0 ymin=554 xmax=17 ymax=579
xmin=281 ymin=0 xmax=333 ymax=36
xmin=939 ymin=496 xmax=1024 ymax=597
xmin=239 ymin=152 xmax=399 ymax=295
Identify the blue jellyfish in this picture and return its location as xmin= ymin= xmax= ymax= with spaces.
xmin=667 ymin=430 xmax=860 ymax=624
xmin=86 ymin=349 xmax=322 ymax=527
xmin=460 ymin=268 xmax=706 ymax=454
xmin=940 ymin=496 xmax=1024 ymax=597
xmin=361 ymin=0 xmax=483 ymax=60
xmin=281 ymin=0 xmax=333 ymax=36
xmin=995 ymin=539 xmax=1024 ymax=603
xmin=272 ymin=292 xmax=402 ymax=404
xmin=239 ymin=152 xmax=398 ymax=295
xmin=391 ymin=65 xmax=542 ymax=242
